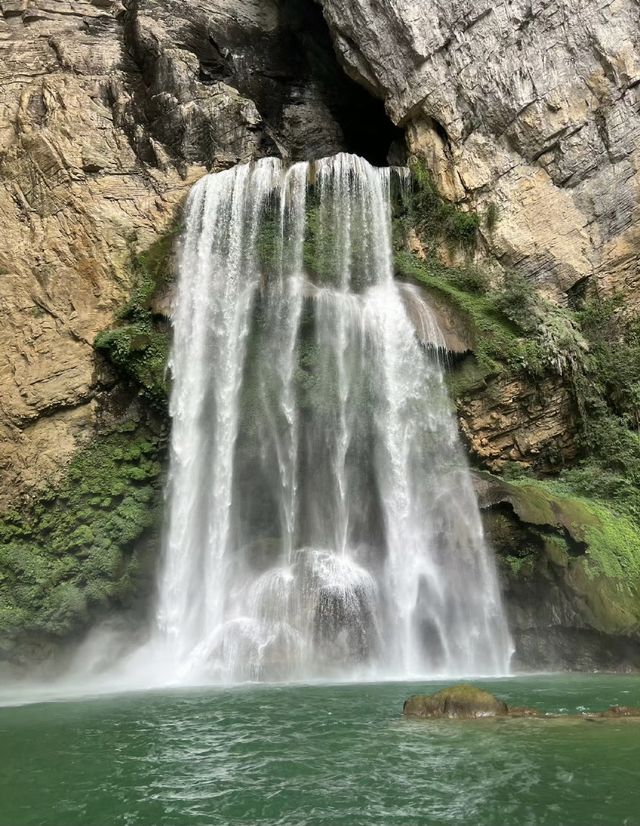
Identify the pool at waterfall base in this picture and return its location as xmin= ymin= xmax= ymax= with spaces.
xmin=2 ymin=674 xmax=639 ymax=826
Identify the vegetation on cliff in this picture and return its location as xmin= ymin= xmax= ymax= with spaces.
xmin=0 ymin=225 xmax=177 ymax=662
xmin=479 ymin=473 xmax=640 ymax=634
xmin=0 ymin=424 xmax=165 ymax=661
xmin=3 ymin=154 xmax=638 ymax=667
xmin=403 ymin=158 xmax=480 ymax=250
xmin=398 ymin=158 xmax=640 ymax=655
xmin=94 ymin=226 xmax=179 ymax=411
xmin=398 ymin=162 xmax=640 ymax=505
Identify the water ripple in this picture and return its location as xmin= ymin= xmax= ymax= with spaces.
xmin=1 ymin=676 xmax=639 ymax=826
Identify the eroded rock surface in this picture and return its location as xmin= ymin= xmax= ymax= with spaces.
xmin=319 ymin=0 xmax=640 ymax=302
xmin=458 ymin=370 xmax=577 ymax=472
xmin=403 ymin=685 xmax=509 ymax=719
xmin=0 ymin=0 xmax=364 ymax=508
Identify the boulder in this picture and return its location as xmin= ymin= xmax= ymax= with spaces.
xmin=403 ymin=684 xmax=509 ymax=719
xmin=403 ymin=686 xmax=640 ymax=722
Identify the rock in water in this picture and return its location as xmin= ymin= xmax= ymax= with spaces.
xmin=403 ymin=689 xmax=640 ymax=721
xmin=403 ymin=684 xmax=509 ymax=719
xmin=597 ymin=706 xmax=640 ymax=718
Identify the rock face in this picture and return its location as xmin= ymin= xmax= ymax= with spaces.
xmin=458 ymin=370 xmax=577 ymax=472
xmin=396 ymin=259 xmax=578 ymax=472
xmin=0 ymin=0 xmax=385 ymax=509
xmin=4 ymin=0 xmax=636 ymax=506
xmin=475 ymin=472 xmax=640 ymax=671
xmin=1 ymin=0 xmax=638 ymax=667
xmin=0 ymin=0 xmax=183 ymax=507
xmin=319 ymin=0 xmax=640 ymax=302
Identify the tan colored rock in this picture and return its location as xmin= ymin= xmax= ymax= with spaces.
xmin=403 ymin=684 xmax=509 ymax=719
xmin=0 ymin=0 xmax=351 ymax=508
xmin=0 ymin=4 xmax=200 ymax=507
xmin=457 ymin=371 xmax=576 ymax=472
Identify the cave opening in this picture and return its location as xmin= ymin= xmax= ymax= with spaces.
xmin=284 ymin=0 xmax=406 ymax=166
xmin=184 ymin=0 xmax=406 ymax=167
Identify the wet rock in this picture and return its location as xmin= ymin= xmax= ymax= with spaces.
xmin=403 ymin=686 xmax=640 ymax=722
xmin=507 ymin=706 xmax=542 ymax=719
xmin=403 ymin=684 xmax=509 ymax=719
xmin=476 ymin=472 xmax=640 ymax=672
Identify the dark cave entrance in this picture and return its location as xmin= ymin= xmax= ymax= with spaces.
xmin=283 ymin=0 xmax=406 ymax=166
xmin=188 ymin=0 xmax=405 ymax=166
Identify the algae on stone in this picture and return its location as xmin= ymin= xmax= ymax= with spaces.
xmin=403 ymin=684 xmax=509 ymax=719
xmin=477 ymin=472 xmax=640 ymax=640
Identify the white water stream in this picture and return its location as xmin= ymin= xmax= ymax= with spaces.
xmin=141 ymin=153 xmax=511 ymax=683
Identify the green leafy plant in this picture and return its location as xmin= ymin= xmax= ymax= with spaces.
xmin=405 ymin=157 xmax=480 ymax=251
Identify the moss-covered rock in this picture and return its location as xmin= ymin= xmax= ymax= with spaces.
xmin=477 ymin=471 xmax=640 ymax=669
xmin=403 ymin=684 xmax=509 ymax=719
xmin=0 ymin=422 xmax=166 ymax=663
xmin=95 ymin=224 xmax=179 ymax=411
xmin=395 ymin=251 xmax=521 ymax=377
xmin=403 ymin=686 xmax=640 ymax=721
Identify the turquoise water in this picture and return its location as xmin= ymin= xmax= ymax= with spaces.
xmin=1 ymin=675 xmax=639 ymax=826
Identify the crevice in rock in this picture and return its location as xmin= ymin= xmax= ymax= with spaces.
xmin=119 ymin=0 xmax=404 ymax=170
xmin=428 ymin=115 xmax=453 ymax=158
xmin=567 ymin=274 xmax=591 ymax=309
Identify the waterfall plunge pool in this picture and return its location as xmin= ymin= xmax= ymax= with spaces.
xmin=1 ymin=674 xmax=639 ymax=826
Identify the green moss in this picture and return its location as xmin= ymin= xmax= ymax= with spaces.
xmin=582 ymin=505 xmax=640 ymax=582
xmin=95 ymin=324 xmax=170 ymax=410
xmin=405 ymin=158 xmax=479 ymax=251
xmin=502 ymin=554 xmax=535 ymax=578
xmin=480 ymin=470 xmax=640 ymax=636
xmin=544 ymin=536 xmax=570 ymax=568
xmin=0 ymin=426 xmax=165 ymax=655
xmin=445 ymin=357 xmax=493 ymax=399
xmin=95 ymin=223 xmax=180 ymax=411
xmin=503 ymin=470 xmax=640 ymax=583
xmin=121 ymin=228 xmax=179 ymax=321
xmin=395 ymin=251 xmax=524 ymax=375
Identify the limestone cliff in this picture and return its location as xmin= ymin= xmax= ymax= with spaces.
xmin=6 ymin=0 xmax=635 ymax=506
xmin=318 ymin=0 xmax=640 ymax=303
xmin=0 ymin=0 xmax=375 ymax=509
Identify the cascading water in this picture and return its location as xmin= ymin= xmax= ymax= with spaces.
xmin=154 ymin=153 xmax=512 ymax=683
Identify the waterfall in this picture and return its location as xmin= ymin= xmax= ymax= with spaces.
xmin=154 ymin=153 xmax=512 ymax=683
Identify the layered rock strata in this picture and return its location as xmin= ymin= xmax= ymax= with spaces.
xmin=319 ymin=0 xmax=640 ymax=303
